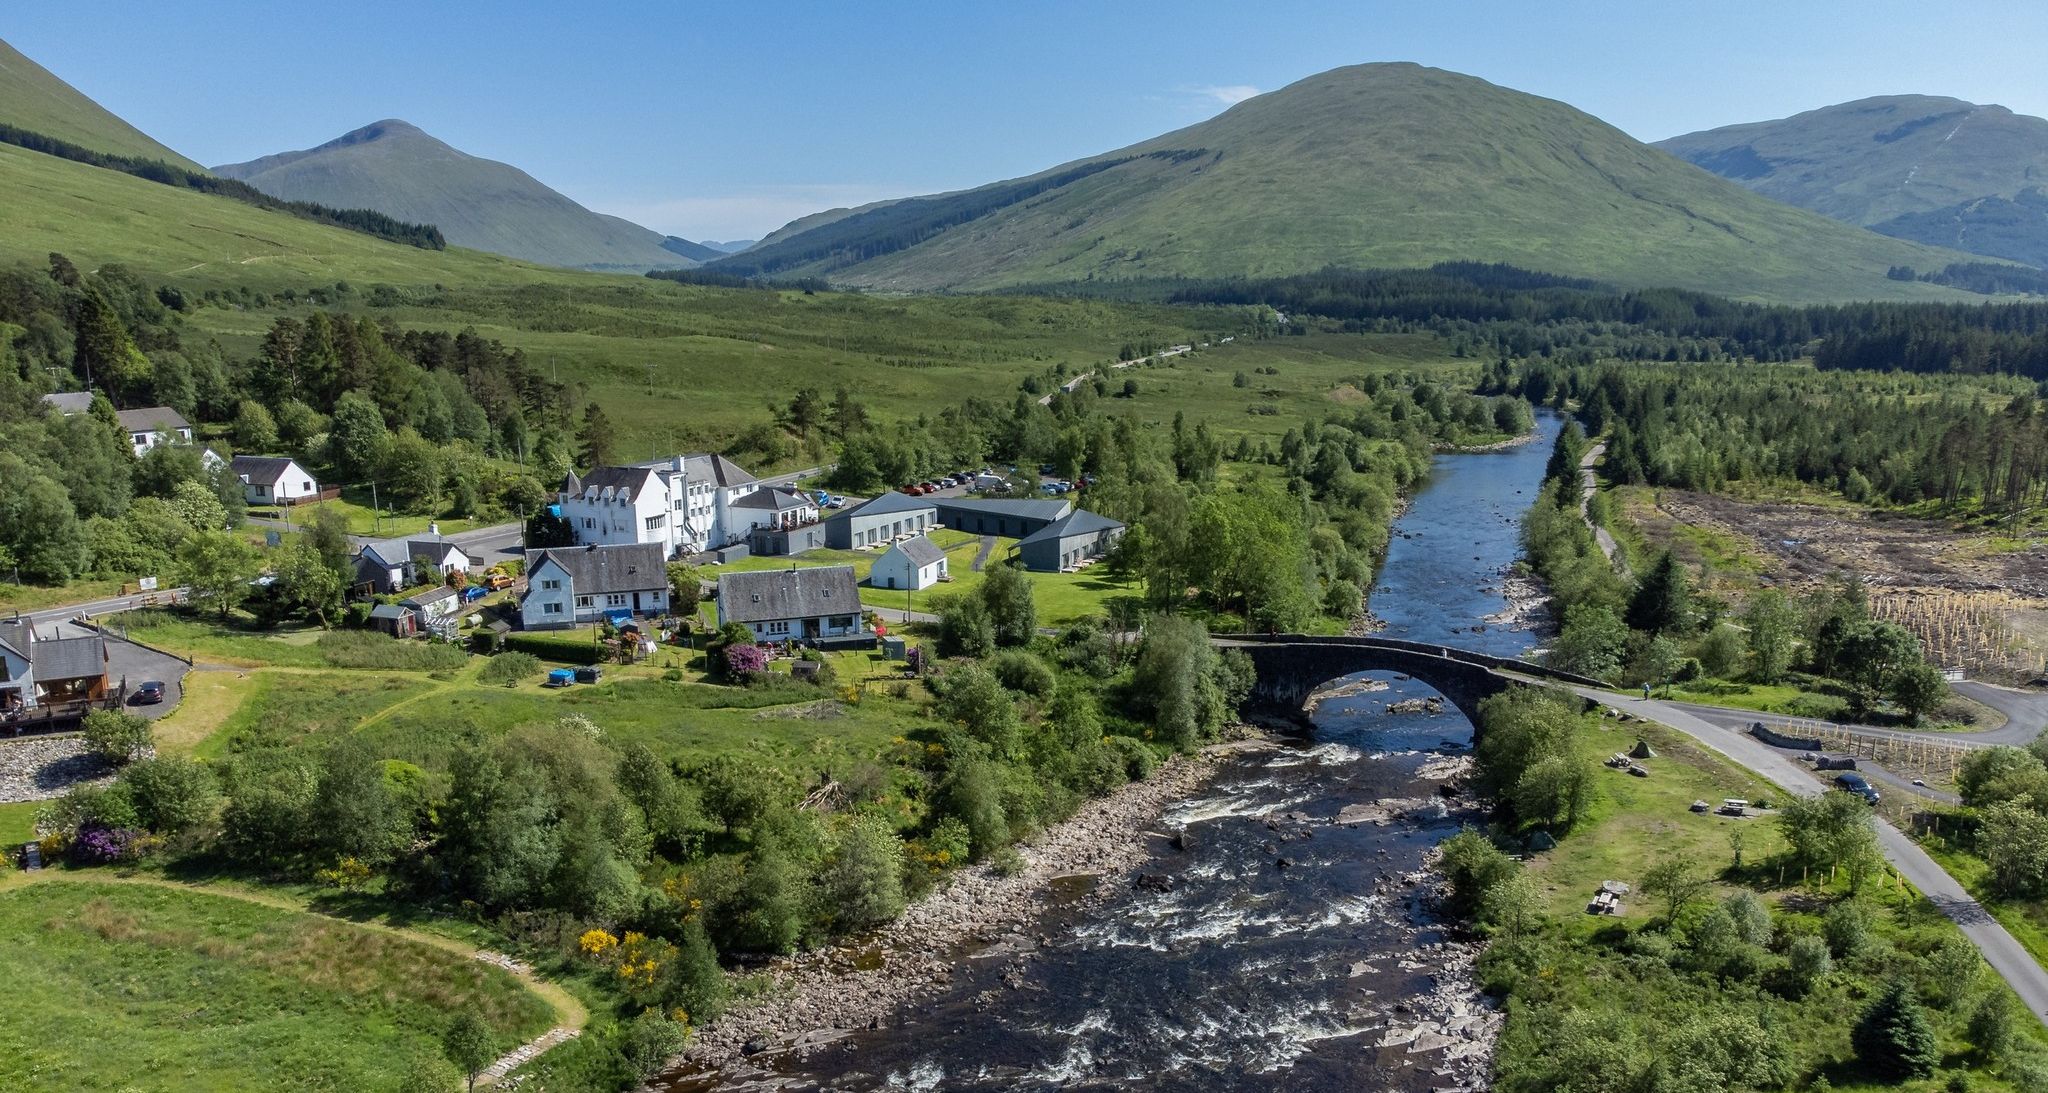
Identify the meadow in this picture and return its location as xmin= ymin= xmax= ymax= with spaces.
xmin=0 ymin=879 xmax=554 ymax=1091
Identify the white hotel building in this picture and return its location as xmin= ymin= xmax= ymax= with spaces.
xmin=555 ymin=453 xmax=772 ymax=556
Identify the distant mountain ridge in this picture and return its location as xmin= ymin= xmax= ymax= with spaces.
xmin=711 ymin=63 xmax=1977 ymax=302
xmin=0 ymin=36 xmax=202 ymax=170
xmin=1657 ymin=96 xmax=2048 ymax=268
xmin=215 ymin=120 xmax=703 ymax=272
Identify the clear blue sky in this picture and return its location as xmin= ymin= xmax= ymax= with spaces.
xmin=10 ymin=1 xmax=2048 ymax=240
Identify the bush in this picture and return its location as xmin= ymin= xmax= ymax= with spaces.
xmin=119 ymin=756 xmax=220 ymax=834
xmin=478 ymin=651 xmax=541 ymax=687
xmin=989 ymin=649 xmax=1057 ymax=698
xmin=1438 ymin=827 xmax=1519 ymax=918
xmin=621 ymin=1010 xmax=688 ymax=1080
xmin=501 ymin=631 xmax=605 ymax=665
xmin=1783 ymin=935 xmax=1833 ymax=998
xmin=82 ymin=709 xmax=152 ymax=764
xmin=1852 ymin=977 xmax=1938 ymax=1079
xmin=1824 ymin=900 xmax=1871 ymax=958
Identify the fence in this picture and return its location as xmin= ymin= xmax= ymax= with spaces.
xmin=1748 ymin=714 xmax=1980 ymax=786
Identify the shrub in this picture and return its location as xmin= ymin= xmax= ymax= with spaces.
xmin=119 ymin=756 xmax=220 ymax=834
xmin=501 ymin=631 xmax=605 ymax=665
xmin=316 ymin=631 xmax=467 ymax=671
xmin=479 ymin=651 xmax=541 ymax=687
xmin=69 ymin=821 xmax=139 ymax=864
xmin=1438 ymin=827 xmax=1519 ymax=918
xmin=1783 ymin=935 xmax=1833 ymax=998
xmin=724 ymin=643 xmax=769 ymax=679
xmin=989 ymin=649 xmax=1057 ymax=698
xmin=1824 ymin=900 xmax=1871 ymax=958
xmin=621 ymin=1010 xmax=688 ymax=1079
xmin=82 ymin=709 xmax=152 ymax=764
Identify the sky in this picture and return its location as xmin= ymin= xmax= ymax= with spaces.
xmin=10 ymin=1 xmax=2048 ymax=241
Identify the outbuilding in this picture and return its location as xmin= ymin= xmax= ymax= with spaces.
xmin=231 ymin=455 xmax=323 ymax=506
xmin=823 ymin=491 xmax=938 ymax=549
xmin=1012 ymin=508 xmax=1125 ymax=572
xmin=871 ymin=534 xmax=948 ymax=590
xmin=930 ymin=497 xmax=1072 ymax=539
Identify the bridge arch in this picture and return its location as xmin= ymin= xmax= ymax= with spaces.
xmin=1215 ymin=635 xmax=1604 ymax=732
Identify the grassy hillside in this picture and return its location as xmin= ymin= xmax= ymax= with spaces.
xmin=717 ymin=63 xmax=1977 ymax=303
xmin=1658 ymin=95 xmax=2048 ymax=268
xmin=0 ymin=880 xmax=555 ymax=1091
xmin=0 ymin=37 xmax=202 ymax=171
xmin=215 ymin=119 xmax=692 ymax=272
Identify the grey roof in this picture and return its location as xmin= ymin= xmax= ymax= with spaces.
xmin=683 ymin=453 xmax=757 ymax=488
xmin=231 ymin=455 xmax=303 ymax=486
xmin=1016 ymin=508 xmax=1125 ymax=547
xmin=41 ymin=392 xmax=94 ymax=415
xmin=0 ymin=620 xmax=32 ymax=663
xmin=401 ymin=586 xmax=458 ymax=607
xmin=368 ymin=604 xmax=411 ymax=620
xmin=524 ymin=543 xmax=668 ymax=596
xmin=719 ymin=565 xmax=861 ymax=624
xmin=570 ymin=465 xmax=661 ymax=501
xmin=115 ymin=406 xmax=190 ymax=433
xmin=734 ymin=486 xmax=812 ymax=512
xmin=887 ymin=534 xmax=946 ymax=567
xmin=832 ymin=491 xmax=936 ymax=522
xmin=559 ymin=470 xmax=582 ymax=494
xmin=931 ymin=497 xmax=1073 ymax=522
xmin=31 ymin=635 xmax=105 ymax=681
xmin=362 ymin=535 xmax=466 ymax=568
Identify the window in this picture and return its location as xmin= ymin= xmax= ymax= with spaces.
xmin=576 ymin=595 xmax=592 ymax=607
xmin=542 ymin=579 xmax=562 ymax=590
xmin=583 ymin=518 xmax=595 ymax=529
xmin=300 ymin=481 xmax=311 ymax=492
xmin=543 ymin=603 xmax=563 ymax=615
xmin=829 ymin=615 xmax=854 ymax=629
xmin=767 ymin=621 xmax=790 ymax=635
xmin=606 ymin=594 xmax=628 ymax=607
xmin=644 ymin=515 xmax=665 ymax=530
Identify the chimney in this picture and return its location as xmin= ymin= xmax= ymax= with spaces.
xmin=428 ymin=522 xmax=440 ymax=536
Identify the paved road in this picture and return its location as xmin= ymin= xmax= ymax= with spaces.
xmin=1948 ymin=680 xmax=2048 ymax=746
xmin=1582 ymin=687 xmax=2048 ymax=1026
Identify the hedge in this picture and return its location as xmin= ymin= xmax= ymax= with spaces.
xmin=501 ymin=632 xmax=606 ymax=665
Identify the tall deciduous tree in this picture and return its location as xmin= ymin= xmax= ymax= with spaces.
xmin=176 ymin=530 xmax=258 ymax=620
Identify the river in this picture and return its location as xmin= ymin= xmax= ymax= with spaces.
xmin=662 ymin=412 xmax=1562 ymax=1092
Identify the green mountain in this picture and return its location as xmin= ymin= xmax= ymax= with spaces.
xmin=1657 ymin=96 xmax=2048 ymax=268
xmin=0 ymin=37 xmax=202 ymax=170
xmin=214 ymin=120 xmax=699 ymax=272
xmin=713 ymin=63 xmax=1977 ymax=302
xmin=659 ymin=236 xmax=727 ymax=263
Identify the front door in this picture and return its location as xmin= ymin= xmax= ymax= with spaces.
xmin=633 ymin=592 xmax=643 ymax=613
xmin=804 ymin=618 xmax=820 ymax=640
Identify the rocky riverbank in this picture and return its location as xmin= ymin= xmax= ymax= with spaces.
xmin=668 ymin=746 xmax=1232 ymax=1079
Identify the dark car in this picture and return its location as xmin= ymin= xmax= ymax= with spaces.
xmin=132 ymin=680 xmax=166 ymax=705
xmin=1833 ymin=772 xmax=1880 ymax=805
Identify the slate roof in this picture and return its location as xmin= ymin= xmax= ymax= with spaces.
xmin=1016 ymin=508 xmax=1125 ymax=547
xmin=231 ymin=455 xmax=303 ymax=487
xmin=832 ymin=491 xmax=936 ymax=522
xmin=524 ymin=543 xmax=668 ymax=595
xmin=368 ymin=604 xmax=411 ymax=621
xmin=401 ymin=586 xmax=459 ymax=607
xmin=0 ymin=620 xmax=32 ymax=664
xmin=40 ymin=392 xmax=94 ymax=415
xmin=114 ymin=406 xmax=190 ymax=433
xmin=931 ymin=497 xmax=1073 ymax=522
xmin=734 ymin=486 xmax=813 ymax=512
xmin=719 ymin=565 xmax=860 ymax=624
xmin=682 ymin=453 xmax=757 ymax=488
xmin=887 ymin=535 xmax=946 ymax=567
xmin=570 ymin=465 xmax=661 ymax=501
xmin=362 ymin=535 xmax=466 ymax=568
xmin=31 ymin=635 xmax=105 ymax=681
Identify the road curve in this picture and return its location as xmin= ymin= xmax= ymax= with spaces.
xmin=1581 ymin=688 xmax=2048 ymax=1027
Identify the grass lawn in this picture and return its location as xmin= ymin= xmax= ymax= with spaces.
xmin=153 ymin=670 xmax=258 ymax=754
xmin=265 ymin=491 xmax=494 ymax=539
xmin=0 ymin=577 xmax=132 ymax=616
xmin=0 ymin=879 xmax=553 ymax=1092
xmin=0 ymin=801 xmax=38 ymax=846
xmin=197 ymin=670 xmax=446 ymax=758
xmin=102 ymin=611 xmax=331 ymax=668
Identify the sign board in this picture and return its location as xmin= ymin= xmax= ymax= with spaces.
xmin=137 ymin=576 xmax=158 ymax=592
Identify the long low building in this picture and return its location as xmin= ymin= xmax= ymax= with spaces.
xmin=1014 ymin=509 xmax=1126 ymax=572
xmin=823 ymin=491 xmax=938 ymax=549
xmin=521 ymin=542 xmax=671 ymax=629
xmin=929 ymin=497 xmax=1073 ymax=539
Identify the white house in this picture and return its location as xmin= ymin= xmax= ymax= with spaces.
xmin=716 ymin=565 xmax=869 ymax=647
xmin=231 ymin=455 xmax=321 ymax=505
xmin=114 ymin=407 xmax=194 ymax=458
xmin=355 ymin=532 xmax=472 ymax=593
xmin=556 ymin=452 xmax=765 ymax=557
xmin=520 ymin=543 xmax=670 ymax=630
xmin=871 ymin=535 xmax=948 ymax=591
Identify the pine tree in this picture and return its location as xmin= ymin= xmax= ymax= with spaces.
xmin=1626 ymin=551 xmax=1693 ymax=635
xmin=1852 ymin=978 xmax=1938 ymax=1079
xmin=576 ymin=403 xmax=615 ymax=469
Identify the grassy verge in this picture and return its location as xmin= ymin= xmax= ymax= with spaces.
xmin=0 ymin=801 xmax=38 ymax=846
xmin=0 ymin=879 xmax=554 ymax=1091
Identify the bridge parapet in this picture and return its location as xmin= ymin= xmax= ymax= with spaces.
xmin=1213 ymin=633 xmax=1603 ymax=730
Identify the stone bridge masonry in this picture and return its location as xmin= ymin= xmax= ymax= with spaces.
xmin=1214 ymin=634 xmax=1606 ymax=730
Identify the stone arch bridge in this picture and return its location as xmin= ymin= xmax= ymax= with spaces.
xmin=1213 ymin=634 xmax=1606 ymax=730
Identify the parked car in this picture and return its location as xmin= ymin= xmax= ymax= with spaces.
xmin=899 ymin=483 xmax=919 ymax=494
xmin=484 ymin=571 xmax=515 ymax=591
xmin=1041 ymin=482 xmax=1064 ymax=495
xmin=1833 ymin=772 xmax=1880 ymax=805
xmin=131 ymin=680 xmax=165 ymax=705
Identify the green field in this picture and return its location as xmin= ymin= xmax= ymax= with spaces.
xmin=0 ymin=880 xmax=553 ymax=1092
